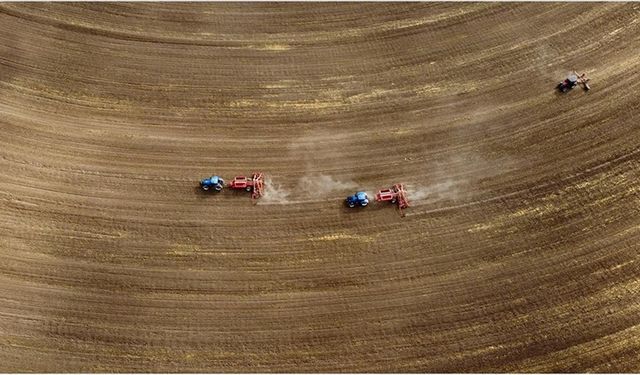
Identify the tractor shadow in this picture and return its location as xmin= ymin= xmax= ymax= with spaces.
xmin=340 ymin=204 xmax=366 ymax=214
xmin=553 ymin=83 xmax=590 ymax=97
xmin=193 ymin=185 xmax=206 ymax=197
xmin=339 ymin=201 xmax=387 ymax=215
xmin=193 ymin=185 xmax=223 ymax=199
xmin=193 ymin=185 xmax=254 ymax=201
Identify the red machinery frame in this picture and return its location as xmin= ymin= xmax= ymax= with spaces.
xmin=375 ymin=183 xmax=409 ymax=213
xmin=228 ymin=172 xmax=264 ymax=200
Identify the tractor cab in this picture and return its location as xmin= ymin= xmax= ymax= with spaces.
xmin=200 ymin=175 xmax=225 ymax=191
xmin=558 ymin=71 xmax=590 ymax=92
xmin=346 ymin=191 xmax=369 ymax=208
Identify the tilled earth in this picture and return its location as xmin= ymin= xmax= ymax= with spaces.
xmin=1 ymin=2 xmax=640 ymax=372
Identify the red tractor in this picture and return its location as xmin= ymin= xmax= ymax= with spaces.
xmin=228 ymin=172 xmax=264 ymax=200
xmin=375 ymin=183 xmax=410 ymax=213
xmin=557 ymin=71 xmax=590 ymax=92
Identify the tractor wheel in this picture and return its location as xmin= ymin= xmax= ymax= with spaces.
xmin=245 ymin=186 xmax=252 ymax=192
xmin=215 ymin=186 xmax=222 ymax=192
xmin=348 ymin=203 xmax=355 ymax=208
xmin=391 ymin=198 xmax=397 ymax=204
xmin=202 ymin=185 xmax=210 ymax=191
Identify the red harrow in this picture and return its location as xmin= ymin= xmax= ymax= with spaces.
xmin=375 ymin=183 xmax=410 ymax=214
xmin=228 ymin=172 xmax=264 ymax=200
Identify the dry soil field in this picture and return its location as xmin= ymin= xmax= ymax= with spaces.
xmin=1 ymin=2 xmax=640 ymax=372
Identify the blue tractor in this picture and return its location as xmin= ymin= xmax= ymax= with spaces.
xmin=200 ymin=175 xmax=225 ymax=191
xmin=346 ymin=191 xmax=369 ymax=208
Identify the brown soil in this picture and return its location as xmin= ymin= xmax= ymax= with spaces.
xmin=1 ymin=2 xmax=640 ymax=372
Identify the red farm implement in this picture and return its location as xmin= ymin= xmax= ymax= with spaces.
xmin=228 ymin=172 xmax=264 ymax=200
xmin=375 ymin=183 xmax=409 ymax=214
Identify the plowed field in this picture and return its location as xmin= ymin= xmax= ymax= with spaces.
xmin=1 ymin=2 xmax=640 ymax=372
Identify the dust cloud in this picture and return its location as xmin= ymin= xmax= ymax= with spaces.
xmin=297 ymin=174 xmax=358 ymax=198
xmin=259 ymin=176 xmax=291 ymax=204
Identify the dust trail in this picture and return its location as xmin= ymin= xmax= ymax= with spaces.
xmin=297 ymin=174 xmax=358 ymax=198
xmin=259 ymin=177 xmax=291 ymax=205
xmin=404 ymin=142 xmax=524 ymax=207
xmin=406 ymin=180 xmax=459 ymax=205
xmin=282 ymin=128 xmax=362 ymax=202
xmin=257 ymin=174 xmax=363 ymax=205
